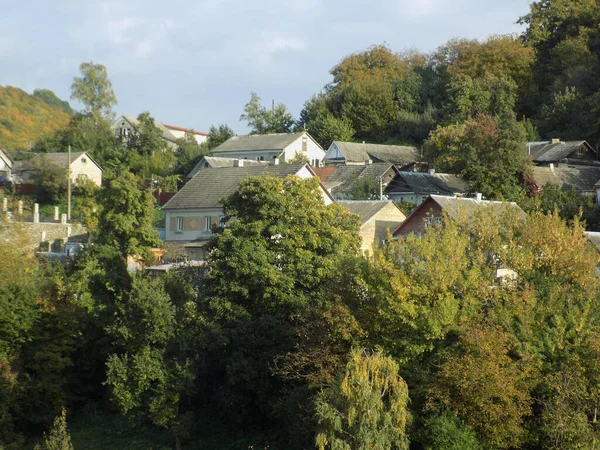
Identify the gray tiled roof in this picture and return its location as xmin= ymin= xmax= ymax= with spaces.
xmin=338 ymin=200 xmax=395 ymax=224
xmin=14 ymin=152 xmax=101 ymax=171
xmin=387 ymin=172 xmax=467 ymax=195
xmin=163 ymin=164 xmax=307 ymax=210
xmin=329 ymin=141 xmax=421 ymax=165
xmin=186 ymin=156 xmax=269 ymax=179
xmin=322 ymin=163 xmax=396 ymax=196
xmin=530 ymin=166 xmax=600 ymax=191
xmin=526 ymin=140 xmax=595 ymax=162
xmin=585 ymin=232 xmax=600 ymax=253
xmin=429 ymin=195 xmax=525 ymax=221
xmin=211 ymin=132 xmax=308 ymax=153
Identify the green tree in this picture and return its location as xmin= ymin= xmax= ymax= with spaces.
xmin=240 ymin=92 xmax=295 ymax=134
xmin=306 ymin=111 xmax=355 ymax=149
xmin=421 ymin=414 xmax=483 ymax=450
xmin=70 ymin=62 xmax=117 ymax=121
xmin=206 ymin=124 xmax=235 ymax=149
xmin=95 ymin=172 xmax=161 ymax=263
xmin=425 ymin=114 xmax=529 ymax=199
xmin=105 ymin=277 xmax=195 ymax=450
xmin=33 ymin=408 xmax=73 ymax=450
xmin=315 ymin=348 xmax=411 ymax=450
xmin=31 ymin=158 xmax=68 ymax=204
xmin=33 ymin=89 xmax=74 ymax=115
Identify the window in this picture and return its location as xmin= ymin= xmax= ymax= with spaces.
xmin=578 ymin=147 xmax=584 ymax=154
xmin=177 ymin=216 xmax=183 ymax=232
xmin=81 ymin=158 xmax=87 ymax=163
xmin=256 ymin=157 xmax=261 ymax=161
xmin=425 ymin=217 xmax=434 ymax=226
xmin=204 ymin=162 xmax=209 ymax=168
xmin=220 ymin=215 xmax=226 ymax=227
xmin=434 ymin=217 xmax=443 ymax=225
xmin=205 ymin=216 xmax=211 ymax=231
xmin=260 ymin=156 xmax=264 ymax=161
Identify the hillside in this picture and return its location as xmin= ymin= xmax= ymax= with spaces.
xmin=0 ymin=86 xmax=72 ymax=152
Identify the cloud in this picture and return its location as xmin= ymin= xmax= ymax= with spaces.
xmin=395 ymin=0 xmax=449 ymax=20
xmin=134 ymin=19 xmax=174 ymax=59
xmin=252 ymin=34 xmax=307 ymax=67
xmin=0 ymin=37 xmax=13 ymax=54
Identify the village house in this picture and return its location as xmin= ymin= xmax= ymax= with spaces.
xmin=323 ymin=141 xmax=421 ymax=169
xmin=393 ymin=194 xmax=525 ymax=237
xmin=385 ymin=170 xmax=468 ymax=205
xmin=210 ymin=131 xmax=325 ymax=166
xmin=526 ymin=139 xmax=597 ymax=167
xmin=338 ymin=200 xmax=406 ymax=253
xmin=313 ymin=163 xmax=399 ymax=200
xmin=528 ymin=165 xmax=600 ymax=199
xmin=112 ymin=115 xmax=208 ymax=147
xmin=186 ymin=156 xmax=269 ymax=179
xmin=162 ymin=162 xmax=333 ymax=260
xmin=0 ymin=148 xmax=12 ymax=181
xmin=12 ymin=152 xmax=103 ymax=186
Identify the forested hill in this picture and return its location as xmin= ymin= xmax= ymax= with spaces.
xmin=0 ymin=86 xmax=72 ymax=152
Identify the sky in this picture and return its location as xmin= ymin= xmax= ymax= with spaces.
xmin=0 ymin=0 xmax=532 ymax=134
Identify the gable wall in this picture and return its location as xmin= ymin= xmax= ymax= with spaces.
xmin=70 ymin=155 xmax=102 ymax=186
xmin=394 ymin=199 xmax=443 ymax=236
xmin=281 ymin=135 xmax=325 ymax=165
xmin=359 ymin=203 xmax=406 ymax=253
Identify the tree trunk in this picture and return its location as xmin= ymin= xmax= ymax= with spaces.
xmin=175 ymin=433 xmax=181 ymax=450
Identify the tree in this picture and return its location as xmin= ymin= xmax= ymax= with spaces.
xmin=70 ymin=62 xmax=117 ymax=121
xmin=201 ymin=175 xmax=360 ymax=436
xmin=95 ymin=172 xmax=161 ymax=262
xmin=306 ymin=111 xmax=355 ymax=149
xmin=425 ymin=324 xmax=535 ymax=449
xmin=126 ymin=112 xmax=176 ymax=177
xmin=33 ymin=408 xmax=73 ymax=450
xmin=31 ymin=158 xmax=68 ymax=204
xmin=240 ymin=92 xmax=295 ymax=134
xmin=206 ymin=124 xmax=235 ymax=150
xmin=105 ymin=277 xmax=195 ymax=450
xmin=421 ymin=414 xmax=483 ymax=450
xmin=315 ymin=348 xmax=411 ymax=450
xmin=33 ymin=89 xmax=74 ymax=115
xmin=424 ymin=114 xmax=529 ymax=199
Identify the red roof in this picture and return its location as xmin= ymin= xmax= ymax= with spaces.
xmin=163 ymin=124 xmax=208 ymax=136
xmin=312 ymin=166 xmax=337 ymax=181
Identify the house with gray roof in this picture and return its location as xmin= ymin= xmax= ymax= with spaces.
xmin=528 ymin=165 xmax=600 ymax=197
xmin=162 ymin=163 xmax=332 ymax=258
xmin=323 ymin=141 xmax=421 ymax=168
xmin=13 ymin=152 xmax=103 ymax=186
xmin=385 ymin=171 xmax=468 ymax=205
xmin=526 ymin=139 xmax=597 ymax=166
xmin=338 ymin=200 xmax=406 ymax=253
xmin=0 ymin=148 xmax=12 ymax=180
xmin=393 ymin=195 xmax=525 ymax=237
xmin=314 ymin=163 xmax=399 ymax=200
xmin=186 ymin=156 xmax=269 ymax=179
xmin=112 ymin=115 xmax=208 ymax=148
xmin=210 ymin=131 xmax=325 ymax=166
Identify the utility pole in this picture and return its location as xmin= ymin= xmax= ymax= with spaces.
xmin=379 ymin=176 xmax=383 ymax=201
xmin=67 ymin=145 xmax=71 ymax=221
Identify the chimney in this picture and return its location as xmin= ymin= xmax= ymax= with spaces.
xmin=551 ymin=138 xmax=560 ymax=144
xmin=475 ymin=193 xmax=482 ymax=201
xmin=272 ymin=158 xmax=279 ymax=165
xmin=365 ymin=159 xmax=373 ymax=165
xmin=549 ymin=162 xmax=555 ymax=172
xmin=233 ymin=159 xmax=244 ymax=167
xmin=427 ymin=168 xmax=435 ymax=175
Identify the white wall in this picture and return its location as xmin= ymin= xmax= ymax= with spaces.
xmin=281 ymin=134 xmax=325 ymax=165
xmin=167 ymin=129 xmax=208 ymax=146
xmin=71 ymin=155 xmax=102 ymax=186
xmin=323 ymin=142 xmax=345 ymax=162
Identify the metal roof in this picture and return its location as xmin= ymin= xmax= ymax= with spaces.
xmin=320 ymin=163 xmax=397 ymax=197
xmin=163 ymin=164 xmax=309 ymax=210
xmin=186 ymin=156 xmax=269 ymax=179
xmin=14 ymin=152 xmax=103 ymax=171
xmin=328 ymin=141 xmax=420 ymax=165
xmin=585 ymin=232 xmax=600 ymax=253
xmin=526 ymin=140 xmax=595 ymax=162
xmin=387 ymin=171 xmax=467 ymax=195
xmin=530 ymin=165 xmax=600 ymax=191
xmin=210 ymin=132 xmax=311 ymax=154
xmin=338 ymin=200 xmax=398 ymax=224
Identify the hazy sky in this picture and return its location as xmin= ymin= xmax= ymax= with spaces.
xmin=0 ymin=0 xmax=531 ymax=134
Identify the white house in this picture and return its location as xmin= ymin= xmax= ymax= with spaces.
xmin=162 ymin=162 xmax=333 ymax=259
xmin=210 ymin=131 xmax=325 ymax=166
xmin=112 ymin=115 xmax=208 ymax=147
xmin=0 ymin=148 xmax=12 ymax=180
xmin=13 ymin=152 xmax=103 ymax=186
